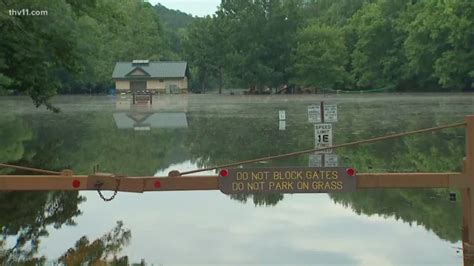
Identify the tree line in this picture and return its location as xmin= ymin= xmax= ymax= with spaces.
xmin=1 ymin=0 xmax=473 ymax=110
xmin=184 ymin=0 xmax=474 ymax=93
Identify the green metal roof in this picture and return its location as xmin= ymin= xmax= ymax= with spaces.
xmin=112 ymin=61 xmax=188 ymax=79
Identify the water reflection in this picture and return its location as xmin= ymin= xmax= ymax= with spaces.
xmin=0 ymin=94 xmax=473 ymax=264
xmin=0 ymin=116 xmax=33 ymax=174
xmin=0 ymin=191 xmax=84 ymax=264
xmin=58 ymin=221 xmax=131 ymax=265
xmin=113 ymin=113 xmax=188 ymax=130
xmin=114 ymin=96 xmax=189 ymax=131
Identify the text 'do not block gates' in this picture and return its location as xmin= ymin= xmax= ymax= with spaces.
xmin=219 ymin=167 xmax=356 ymax=194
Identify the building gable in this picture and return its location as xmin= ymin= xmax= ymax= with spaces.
xmin=126 ymin=67 xmax=150 ymax=77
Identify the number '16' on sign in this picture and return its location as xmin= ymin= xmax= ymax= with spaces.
xmin=317 ymin=135 xmax=329 ymax=142
xmin=315 ymin=123 xmax=333 ymax=153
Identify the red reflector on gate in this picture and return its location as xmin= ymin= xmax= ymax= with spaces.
xmin=72 ymin=180 xmax=81 ymax=188
xmin=154 ymin=181 xmax=161 ymax=189
xmin=346 ymin=168 xmax=356 ymax=176
xmin=219 ymin=169 xmax=228 ymax=177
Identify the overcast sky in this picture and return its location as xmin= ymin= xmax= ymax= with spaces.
xmin=147 ymin=0 xmax=221 ymax=17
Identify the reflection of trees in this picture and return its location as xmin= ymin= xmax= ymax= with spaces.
xmin=0 ymin=116 xmax=33 ymax=174
xmin=2 ymin=98 xmax=472 ymax=247
xmin=58 ymin=221 xmax=131 ymax=265
xmin=0 ymin=112 xmax=188 ymax=262
xmin=186 ymin=110 xmax=308 ymax=206
xmin=331 ymin=101 xmax=465 ymax=242
xmin=186 ymin=113 xmax=308 ymax=168
xmin=331 ymin=189 xmax=461 ymax=242
xmin=23 ymin=112 xmax=189 ymax=175
xmin=0 ymin=115 xmax=85 ymax=263
xmin=230 ymin=193 xmax=284 ymax=206
xmin=1 ymin=220 xmax=134 ymax=265
xmin=2 ymin=111 xmax=195 ymax=175
xmin=0 ymin=191 xmax=85 ymax=264
xmin=186 ymin=101 xmax=467 ymax=241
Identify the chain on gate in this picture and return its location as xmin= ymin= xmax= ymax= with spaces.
xmin=94 ymin=179 xmax=121 ymax=202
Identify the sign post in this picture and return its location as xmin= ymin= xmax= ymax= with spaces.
xmin=310 ymin=102 xmax=338 ymax=167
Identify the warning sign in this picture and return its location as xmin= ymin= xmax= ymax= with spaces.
xmin=308 ymin=105 xmax=321 ymax=123
xmin=219 ymin=167 xmax=357 ymax=194
xmin=324 ymin=104 xmax=338 ymax=123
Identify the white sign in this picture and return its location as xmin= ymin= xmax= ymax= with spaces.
xmin=279 ymin=110 xmax=286 ymax=120
xmin=324 ymin=154 xmax=339 ymax=167
xmin=279 ymin=120 xmax=286 ymax=131
xmin=315 ymin=123 xmax=333 ymax=153
xmin=308 ymin=105 xmax=321 ymax=123
xmin=324 ymin=104 xmax=338 ymax=123
xmin=308 ymin=154 xmax=322 ymax=167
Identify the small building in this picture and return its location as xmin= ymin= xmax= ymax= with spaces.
xmin=112 ymin=60 xmax=189 ymax=94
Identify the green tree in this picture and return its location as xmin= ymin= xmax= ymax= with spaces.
xmin=349 ymin=0 xmax=410 ymax=90
xmin=183 ymin=17 xmax=218 ymax=93
xmin=404 ymin=0 xmax=474 ymax=91
xmin=294 ymin=23 xmax=351 ymax=89
xmin=0 ymin=0 xmax=79 ymax=111
xmin=0 ymin=0 xmax=173 ymax=107
xmin=214 ymin=0 xmax=303 ymax=91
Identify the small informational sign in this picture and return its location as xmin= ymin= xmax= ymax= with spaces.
xmin=219 ymin=167 xmax=356 ymax=194
xmin=308 ymin=105 xmax=321 ymax=123
xmin=324 ymin=154 xmax=339 ymax=167
xmin=279 ymin=110 xmax=286 ymax=120
xmin=324 ymin=104 xmax=338 ymax=123
xmin=279 ymin=120 xmax=286 ymax=131
xmin=315 ymin=124 xmax=333 ymax=153
xmin=308 ymin=154 xmax=322 ymax=167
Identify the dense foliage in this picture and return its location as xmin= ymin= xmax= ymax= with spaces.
xmin=1 ymin=0 xmax=473 ymax=108
xmin=154 ymin=3 xmax=196 ymax=57
xmin=0 ymin=0 xmax=173 ymax=111
xmin=184 ymin=0 xmax=474 ymax=93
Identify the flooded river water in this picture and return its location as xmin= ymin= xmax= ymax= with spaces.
xmin=1 ymin=93 xmax=473 ymax=265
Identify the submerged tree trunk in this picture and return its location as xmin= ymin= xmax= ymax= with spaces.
xmin=218 ymin=67 xmax=223 ymax=94
xmin=200 ymin=71 xmax=207 ymax=94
